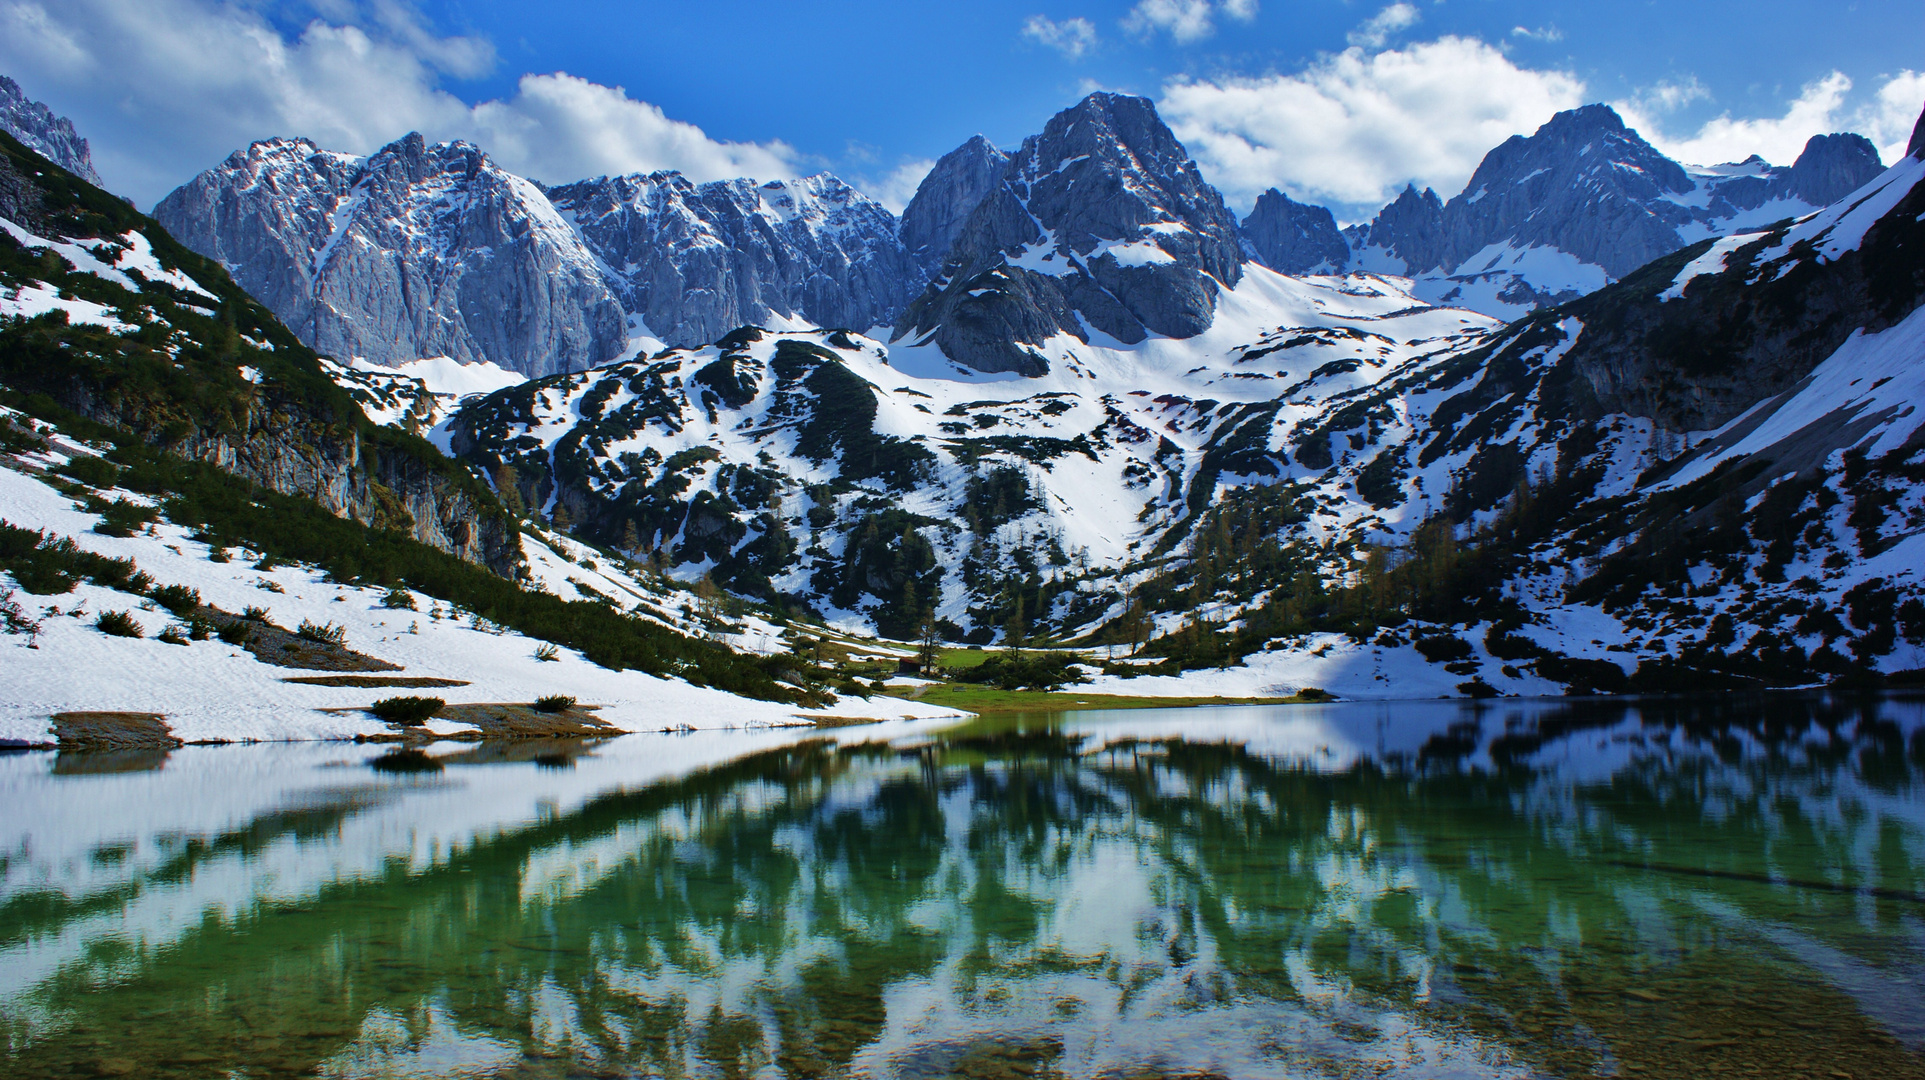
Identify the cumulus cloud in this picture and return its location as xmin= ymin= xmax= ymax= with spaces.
xmin=0 ymin=0 xmax=797 ymax=206
xmin=1022 ymin=15 xmax=1097 ymax=59
xmin=1617 ymin=70 xmax=1925 ymax=167
xmin=1123 ymin=0 xmax=1254 ymax=45
xmin=1161 ymin=36 xmax=1585 ymax=218
xmin=1347 ymin=3 xmax=1419 ymax=49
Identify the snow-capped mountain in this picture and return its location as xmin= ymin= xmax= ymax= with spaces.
xmin=0 ymin=76 xmax=104 ymax=189
xmin=153 ymin=133 xmax=628 ymax=377
xmin=893 ymin=93 xmax=1247 ymax=376
xmin=543 ymin=171 xmax=919 ymax=349
xmin=1244 ymin=104 xmax=1887 ymax=321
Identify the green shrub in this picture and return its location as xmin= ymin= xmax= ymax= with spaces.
xmin=296 ymin=619 xmax=346 ymax=646
xmin=58 ymin=455 xmax=118 ymax=488
xmin=381 ymin=588 xmax=417 ymax=610
xmin=96 ymin=610 xmax=142 ymax=638
xmin=368 ymin=696 xmax=444 ymax=725
xmin=1414 ymin=635 xmax=1474 ymax=663
xmin=241 ymin=605 xmax=271 ymax=622
xmin=157 ymin=625 xmax=189 ymax=646
xmin=954 ymin=651 xmax=1089 ymax=691
xmin=92 ymin=498 xmax=158 ymax=538
xmin=216 ymin=622 xmax=250 ymax=645
xmin=150 ymin=583 xmax=200 ymax=616
xmin=532 ymin=694 xmax=576 ymax=713
xmin=533 ymin=642 xmax=559 ymax=662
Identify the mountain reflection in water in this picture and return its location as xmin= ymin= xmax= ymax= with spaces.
xmin=2 ymin=694 xmax=1923 ymax=1079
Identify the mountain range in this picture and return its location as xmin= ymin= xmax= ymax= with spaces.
xmin=3 ymin=74 xmax=1924 ymax=708
xmin=140 ymin=92 xmax=1887 ymax=379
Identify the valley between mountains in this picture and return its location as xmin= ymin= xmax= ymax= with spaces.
xmin=3 ymin=81 xmax=1925 ymax=744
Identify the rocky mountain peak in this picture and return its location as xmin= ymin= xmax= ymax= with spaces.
xmin=894 ymin=92 xmax=1244 ymax=375
xmin=156 ymin=132 xmax=625 ymax=376
xmin=1910 ymin=100 xmax=1925 ymax=159
xmin=0 ymin=75 xmax=106 ymax=188
xmin=1785 ymin=133 xmax=1884 ymax=205
xmin=1240 ymin=188 xmax=1349 ymax=274
xmin=898 ymin=134 xmax=1008 ymax=271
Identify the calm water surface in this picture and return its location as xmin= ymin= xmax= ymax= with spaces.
xmin=3 ymin=695 xmax=1924 ymax=1079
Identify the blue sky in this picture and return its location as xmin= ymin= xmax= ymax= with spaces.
xmin=2 ymin=0 xmax=1920 ymax=219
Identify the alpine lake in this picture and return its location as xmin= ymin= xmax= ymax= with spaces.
xmin=3 ymin=693 xmax=1923 ymax=1079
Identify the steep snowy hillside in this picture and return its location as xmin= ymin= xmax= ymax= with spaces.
xmin=895 ymin=93 xmax=1247 ymax=376
xmin=544 ymin=171 xmax=919 ymax=349
xmin=1249 ymin=105 xmax=1887 ymax=321
xmin=1122 ymin=125 xmax=1925 ymax=694
xmin=0 ymin=417 xmax=962 ymax=744
xmin=446 ymin=267 xmax=1495 ymax=640
xmin=153 ymin=134 xmax=629 ymax=377
xmin=0 ymin=76 xmax=103 ymax=189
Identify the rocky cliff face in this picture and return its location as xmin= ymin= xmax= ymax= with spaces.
xmin=895 ymin=93 xmax=1244 ymax=376
xmin=544 ymin=171 xmax=918 ymax=348
xmin=0 ymin=76 xmax=104 ymax=189
xmin=0 ymin=127 xmax=523 ymax=576
xmin=1239 ymin=188 xmax=1348 ymax=274
xmin=897 ymin=135 xmax=1009 ymax=272
xmin=154 ymin=134 xmax=627 ymax=377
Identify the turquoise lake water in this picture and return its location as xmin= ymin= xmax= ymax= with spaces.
xmin=2 ymin=693 xmax=1922 ymax=1078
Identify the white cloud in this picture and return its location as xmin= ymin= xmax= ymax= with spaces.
xmin=0 ymin=0 xmax=797 ymax=206
xmin=1022 ymin=15 xmax=1097 ymax=59
xmin=862 ymin=158 xmax=937 ymax=214
xmin=1161 ymin=36 xmax=1585 ymax=218
xmin=1221 ymin=0 xmax=1259 ymax=21
xmin=1508 ymin=25 xmax=1563 ymax=44
xmin=1616 ymin=70 xmax=1924 ymax=168
xmin=1867 ymin=71 xmax=1925 ymax=160
xmin=1347 ymin=3 xmax=1419 ymax=49
xmin=1123 ymin=0 xmax=1225 ymax=44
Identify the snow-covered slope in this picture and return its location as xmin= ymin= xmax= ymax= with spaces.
xmin=447 ymin=266 xmax=1496 ymax=639
xmin=0 ymin=422 xmax=963 ymax=744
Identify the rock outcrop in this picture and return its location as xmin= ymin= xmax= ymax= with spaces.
xmin=897 ymin=135 xmax=1009 ymax=271
xmin=0 ymin=76 xmax=104 ymax=188
xmin=894 ymin=93 xmax=1244 ymax=375
xmin=1239 ymin=189 xmax=1348 ymax=274
xmin=543 ymin=171 xmax=919 ymax=347
xmin=154 ymin=134 xmax=627 ymax=377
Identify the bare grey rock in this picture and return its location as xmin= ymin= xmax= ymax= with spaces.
xmin=895 ymin=93 xmax=1244 ymax=376
xmin=898 ymin=135 xmax=1009 ymax=271
xmin=1240 ymin=189 xmax=1348 ymax=274
xmin=154 ymin=133 xmax=626 ymax=377
xmin=0 ymin=76 xmax=103 ymax=189
xmin=544 ymin=171 xmax=919 ymax=347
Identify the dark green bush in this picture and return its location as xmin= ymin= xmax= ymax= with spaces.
xmin=1414 ymin=635 xmax=1474 ymax=663
xmin=58 ymin=455 xmax=118 ymax=488
xmin=296 ymin=619 xmax=346 ymax=645
xmin=150 ymin=583 xmax=200 ymax=616
xmin=95 ymin=610 xmax=142 ymax=638
xmin=954 ymin=651 xmax=1089 ymax=691
xmin=368 ymin=696 xmax=444 ymax=725
xmin=532 ymin=694 xmax=576 ymax=713
xmin=92 ymin=499 xmax=158 ymax=538
xmin=382 ymin=588 xmax=417 ymax=610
